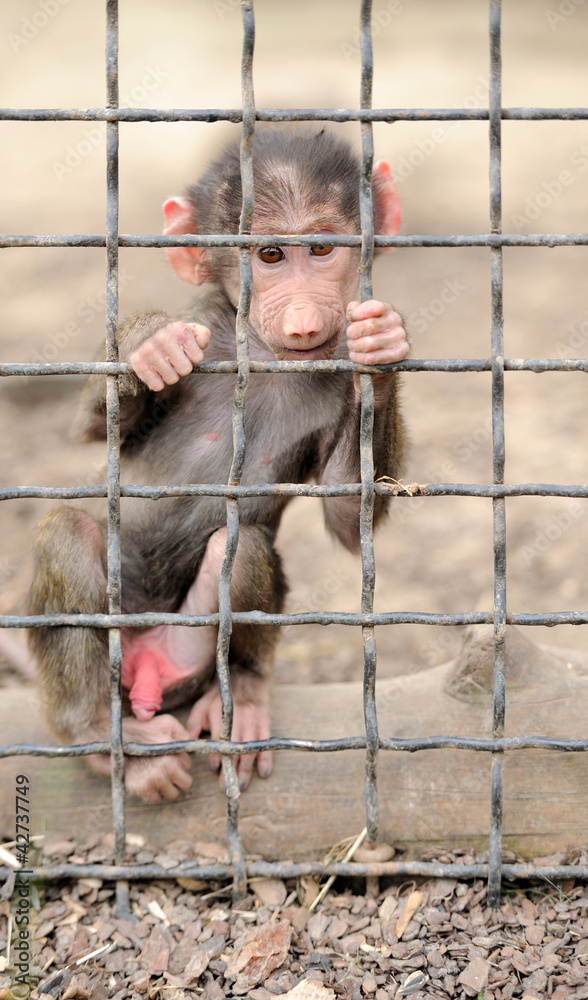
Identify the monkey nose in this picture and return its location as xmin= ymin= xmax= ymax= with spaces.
xmin=282 ymin=304 xmax=324 ymax=338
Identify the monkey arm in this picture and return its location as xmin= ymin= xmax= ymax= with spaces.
xmin=72 ymin=311 xmax=175 ymax=441
xmin=318 ymin=372 xmax=405 ymax=551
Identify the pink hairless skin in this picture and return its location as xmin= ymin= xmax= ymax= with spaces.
xmin=122 ymin=650 xmax=167 ymax=721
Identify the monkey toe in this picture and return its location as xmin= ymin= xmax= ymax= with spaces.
xmin=126 ymin=756 xmax=193 ymax=803
xmin=257 ymin=748 xmax=273 ymax=779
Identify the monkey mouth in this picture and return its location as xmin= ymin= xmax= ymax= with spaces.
xmin=281 ymin=333 xmax=339 ymax=360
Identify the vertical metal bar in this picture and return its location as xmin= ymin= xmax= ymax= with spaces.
xmin=216 ymin=0 xmax=256 ymax=900
xmin=488 ymin=0 xmax=506 ymax=908
xmin=105 ymin=0 xmax=128 ymax=916
xmin=358 ymin=0 xmax=379 ymax=846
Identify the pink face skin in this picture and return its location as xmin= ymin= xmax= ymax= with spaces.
xmin=248 ymin=229 xmax=359 ymax=361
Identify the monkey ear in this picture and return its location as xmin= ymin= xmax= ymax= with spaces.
xmin=162 ymin=197 xmax=210 ymax=286
xmin=372 ymin=160 xmax=401 ymax=239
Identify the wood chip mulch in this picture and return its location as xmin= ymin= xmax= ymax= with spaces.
xmin=1 ymin=836 xmax=588 ymax=1000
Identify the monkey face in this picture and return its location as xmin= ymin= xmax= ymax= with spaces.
xmin=248 ymin=237 xmax=360 ymax=361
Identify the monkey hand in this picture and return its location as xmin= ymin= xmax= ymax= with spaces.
xmin=87 ymin=713 xmax=193 ymax=804
xmin=186 ymin=675 xmax=272 ymax=791
xmin=346 ymin=299 xmax=409 ymax=366
xmin=129 ymin=321 xmax=211 ymax=391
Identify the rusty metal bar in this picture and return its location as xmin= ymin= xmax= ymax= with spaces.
xmin=358 ymin=0 xmax=380 ymax=848
xmin=3 ymin=233 xmax=588 ymax=249
xmin=8 ymin=481 xmax=588 ymax=502
xmin=213 ymin=0 xmax=257 ymax=900
xmin=9 ymin=607 xmax=588 ymax=629
xmin=6 ymin=356 xmax=588 ymax=378
xmin=1 ymin=856 xmax=588 ymax=887
xmin=3 ymin=732 xmax=588 ymax=760
xmin=487 ymin=0 xmax=506 ymax=909
xmin=104 ymin=0 xmax=129 ymax=918
xmin=2 ymin=106 xmax=588 ymax=123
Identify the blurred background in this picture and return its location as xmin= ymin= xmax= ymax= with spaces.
xmin=1 ymin=0 xmax=588 ymax=690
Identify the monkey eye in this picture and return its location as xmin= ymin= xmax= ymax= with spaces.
xmin=258 ymin=247 xmax=284 ymax=264
xmin=310 ymin=245 xmax=333 ymax=257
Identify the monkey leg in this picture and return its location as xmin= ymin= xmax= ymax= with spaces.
xmin=29 ymin=506 xmax=110 ymax=740
xmin=29 ymin=506 xmax=193 ymax=803
xmin=122 ymin=524 xmax=286 ymax=788
xmin=185 ymin=524 xmax=287 ymax=788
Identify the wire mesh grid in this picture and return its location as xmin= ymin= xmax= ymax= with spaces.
xmin=2 ymin=0 xmax=588 ymax=912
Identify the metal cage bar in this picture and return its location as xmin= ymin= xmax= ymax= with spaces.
xmin=487 ymin=0 xmax=506 ymax=908
xmin=214 ymin=0 xmax=257 ymax=899
xmin=358 ymin=0 xmax=380 ymax=847
xmin=1 ymin=0 xmax=587 ymax=901
xmin=104 ymin=0 xmax=130 ymax=918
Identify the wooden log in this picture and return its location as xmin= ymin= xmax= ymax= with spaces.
xmin=1 ymin=625 xmax=587 ymax=858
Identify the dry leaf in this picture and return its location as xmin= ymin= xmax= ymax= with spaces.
xmin=395 ymin=890 xmax=426 ymax=939
xmin=61 ymin=973 xmax=91 ymax=999
xmin=147 ymin=899 xmax=169 ymax=924
xmin=183 ymin=934 xmax=226 ymax=985
xmin=379 ymin=896 xmax=398 ymax=922
xmin=176 ymin=877 xmax=208 ymax=891
xmin=61 ymin=896 xmax=87 ymax=917
xmin=138 ymin=925 xmax=170 ymax=973
xmin=0 ymin=846 xmax=19 ymax=869
xmin=300 ymin=877 xmax=321 ymax=907
xmin=225 ymin=920 xmax=291 ymax=992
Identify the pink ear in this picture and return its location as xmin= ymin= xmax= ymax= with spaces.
xmin=373 ymin=160 xmax=401 ymax=238
xmin=162 ymin=197 xmax=209 ymax=286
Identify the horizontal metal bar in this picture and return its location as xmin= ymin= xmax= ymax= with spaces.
xmin=3 ymin=610 xmax=492 ymax=628
xmin=3 ymin=358 xmax=588 ymax=380
xmin=2 ymin=481 xmax=588 ymax=502
xmin=2 ymin=106 xmax=588 ymax=123
xmin=2 ymin=481 xmax=588 ymax=506
xmin=0 ymin=859 xmax=586 ymax=883
xmin=5 ymin=610 xmax=588 ymax=629
xmin=3 ymin=233 xmax=588 ymax=249
xmin=2 ymin=733 xmax=588 ymax=761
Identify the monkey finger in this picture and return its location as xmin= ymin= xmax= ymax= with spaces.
xmin=184 ymin=323 xmax=211 ymax=353
xmin=233 ymin=703 xmax=271 ymax=789
xmin=253 ymin=708 xmax=272 ymax=779
xmin=158 ymin=324 xmax=207 ymax=373
xmin=348 ymin=325 xmax=409 ymax=360
xmin=186 ymin=687 xmax=224 ymax=772
xmin=349 ymin=345 xmax=409 ymax=365
xmin=347 ymin=312 xmax=403 ymax=342
xmin=154 ymin=714 xmax=193 ymax=745
xmin=129 ymin=352 xmax=167 ymax=391
xmin=346 ymin=299 xmax=388 ymax=323
xmin=186 ymin=684 xmax=220 ymax=734
xmin=173 ymin=751 xmax=194 ymax=772
xmin=257 ymin=748 xmax=273 ymax=779
xmin=207 ymin=697 xmax=224 ymax=774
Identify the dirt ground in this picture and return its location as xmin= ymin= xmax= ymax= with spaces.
xmin=2 ymin=1 xmax=588 ymax=998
